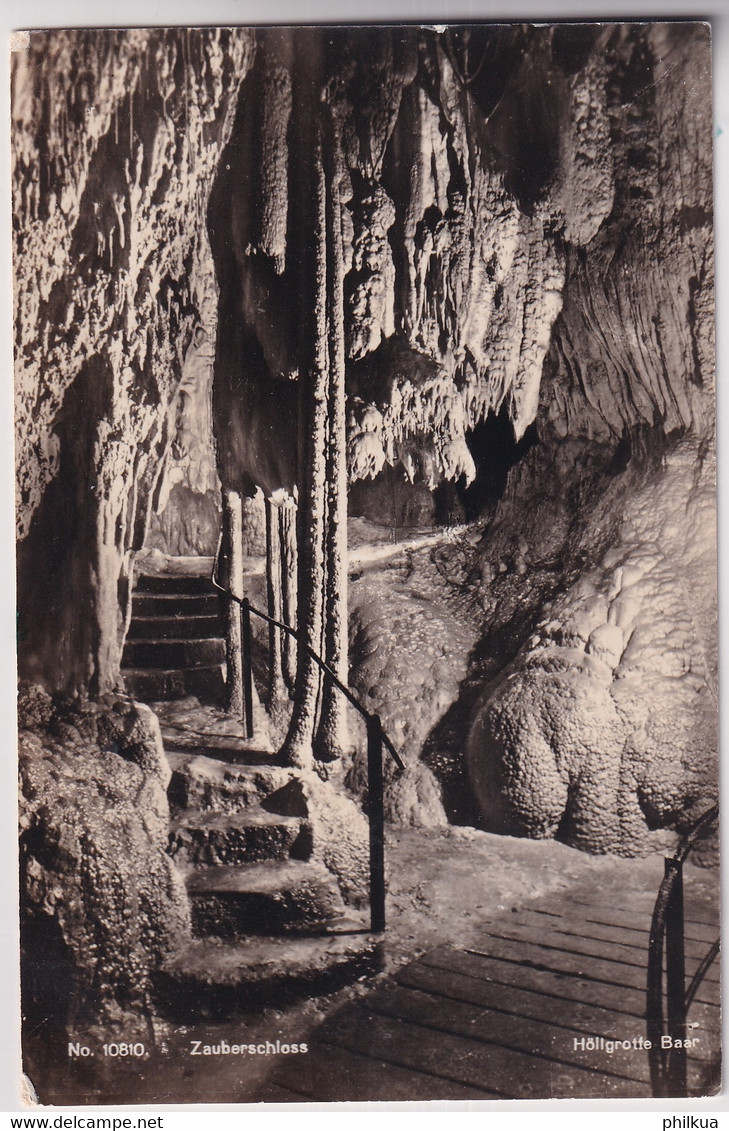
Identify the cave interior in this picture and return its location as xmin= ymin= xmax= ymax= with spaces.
xmin=13 ymin=21 xmax=719 ymax=1098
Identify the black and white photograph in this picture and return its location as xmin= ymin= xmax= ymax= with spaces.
xmin=12 ymin=17 xmax=721 ymax=1107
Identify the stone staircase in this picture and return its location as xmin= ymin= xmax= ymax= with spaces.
xmin=149 ymin=703 xmax=380 ymax=1019
xmin=121 ymin=567 xmax=381 ymax=1016
xmin=121 ymin=574 xmax=226 ymax=702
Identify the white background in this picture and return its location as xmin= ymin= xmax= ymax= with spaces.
xmin=1 ymin=0 xmax=727 ymax=1124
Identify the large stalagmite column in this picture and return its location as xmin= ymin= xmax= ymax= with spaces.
xmin=280 ymin=40 xmax=329 ymax=769
xmin=315 ymin=104 xmax=351 ymax=761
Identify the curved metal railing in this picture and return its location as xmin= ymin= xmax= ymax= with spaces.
xmin=646 ymin=803 xmax=719 ymax=1096
xmin=210 ymin=553 xmax=403 ymax=933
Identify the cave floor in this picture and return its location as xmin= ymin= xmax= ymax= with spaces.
xmin=134 ymin=517 xmax=450 ymax=582
xmin=259 ymin=829 xmax=719 ymax=1103
xmin=53 ymin=827 xmax=719 ymax=1107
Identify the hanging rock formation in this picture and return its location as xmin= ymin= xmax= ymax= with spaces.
xmin=14 ymin=23 xmax=716 ymax=857
xmin=207 ymin=24 xmax=625 ymax=774
xmin=464 ymin=23 xmax=716 ymax=854
xmin=146 ymin=325 xmax=222 ymax=557
xmin=14 ymin=28 xmax=252 ymax=696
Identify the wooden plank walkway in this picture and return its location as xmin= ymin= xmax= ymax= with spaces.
xmin=261 ymin=888 xmax=721 ymax=1102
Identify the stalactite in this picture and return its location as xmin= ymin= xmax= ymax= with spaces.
xmin=194 ymin=24 xmax=714 ymax=798
xmin=316 ymin=103 xmax=351 ymax=763
xmin=279 ymin=495 xmax=298 ymax=693
xmin=280 ymin=37 xmax=327 ymax=770
xmin=346 ymin=181 xmax=396 ymax=360
xmin=257 ymin=29 xmax=292 ymax=273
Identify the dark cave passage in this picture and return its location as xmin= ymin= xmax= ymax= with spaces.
xmin=449 ymin=408 xmax=539 ymax=523
xmin=348 ymin=409 xmax=539 ymax=531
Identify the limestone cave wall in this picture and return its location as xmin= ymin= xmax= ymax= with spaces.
xmin=145 ymin=324 xmax=222 ymax=558
xmin=209 ymin=24 xmax=711 ymax=495
xmin=13 ymin=23 xmax=716 ymax=856
xmin=13 ymin=28 xmax=252 ymax=695
xmin=210 ymin=24 xmax=609 ymax=499
xmin=460 ymin=23 xmax=717 ymax=854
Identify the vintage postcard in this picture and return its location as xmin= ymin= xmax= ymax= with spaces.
xmin=13 ymin=20 xmax=720 ymax=1105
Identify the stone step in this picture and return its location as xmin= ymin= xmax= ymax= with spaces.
xmin=133 ymin=591 xmax=222 ymax=617
xmin=136 ymin=574 xmax=215 ymax=595
xmin=186 ymin=860 xmax=346 ymax=938
xmin=167 ymin=752 xmax=293 ymax=812
xmin=124 ymin=574 xmax=228 ymax=706
xmin=163 ymin=728 xmax=274 ymax=761
xmin=169 ymin=807 xmax=306 ymax=866
xmin=122 ymin=637 xmax=225 ymax=669
xmin=123 ymin=665 xmax=225 ymax=703
xmin=164 ymin=732 xmax=275 ymax=757
xmin=155 ymin=923 xmax=380 ymax=1018
xmin=128 ymin=614 xmax=223 ymax=641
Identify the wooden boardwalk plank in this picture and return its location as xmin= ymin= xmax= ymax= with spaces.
xmin=398 ymin=962 xmax=653 ymax=1051
xmin=255 ymin=1081 xmax=311 ymax=1102
xmin=563 ymin=900 xmax=719 ymax=941
xmin=365 ymin=980 xmax=651 ymax=1087
xmin=686 ymin=1053 xmax=722 ymax=1098
xmin=420 ymin=945 xmax=646 ymax=1016
xmin=568 ymin=888 xmax=719 ymax=913
xmin=396 ymin=961 xmax=719 ymax=1067
xmin=269 ymin=1040 xmax=495 ymax=1101
xmin=479 ymin=918 xmax=719 ymax=983
xmin=512 ymin=908 xmax=721 ymax=964
xmin=466 ymin=933 xmax=719 ymax=1006
xmin=255 ymin=869 xmax=720 ymax=1105
xmin=683 ymin=1036 xmax=723 ymax=1067
xmin=419 ymin=946 xmax=721 ymax=1025
xmin=315 ymin=1005 xmax=644 ymax=1099
xmin=614 ymin=894 xmax=718 ymax=922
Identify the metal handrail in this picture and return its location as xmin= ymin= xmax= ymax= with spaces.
xmin=646 ymin=803 xmax=719 ymax=1097
xmin=210 ymin=553 xmax=403 ymax=932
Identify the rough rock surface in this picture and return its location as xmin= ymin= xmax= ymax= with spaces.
xmin=211 ymin=24 xmax=636 ymax=506
xmin=547 ymin=24 xmax=714 ymax=445
xmin=467 ymin=442 xmax=718 ymax=854
xmin=348 ymin=543 xmax=479 ymax=826
xmin=263 ymin=770 xmax=371 ymax=906
xmin=19 ymin=685 xmax=190 ymax=1044
xmin=14 ymin=29 xmax=253 ymax=695
xmin=454 ymin=22 xmax=715 ymax=854
xmin=153 ymin=694 xmax=370 ymax=904
xmin=146 ymin=326 xmax=221 ymax=556
xmin=13 ymin=24 xmax=717 ymax=862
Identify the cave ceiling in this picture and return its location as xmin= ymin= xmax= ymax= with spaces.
xmin=12 ymin=22 xmax=714 ymax=696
